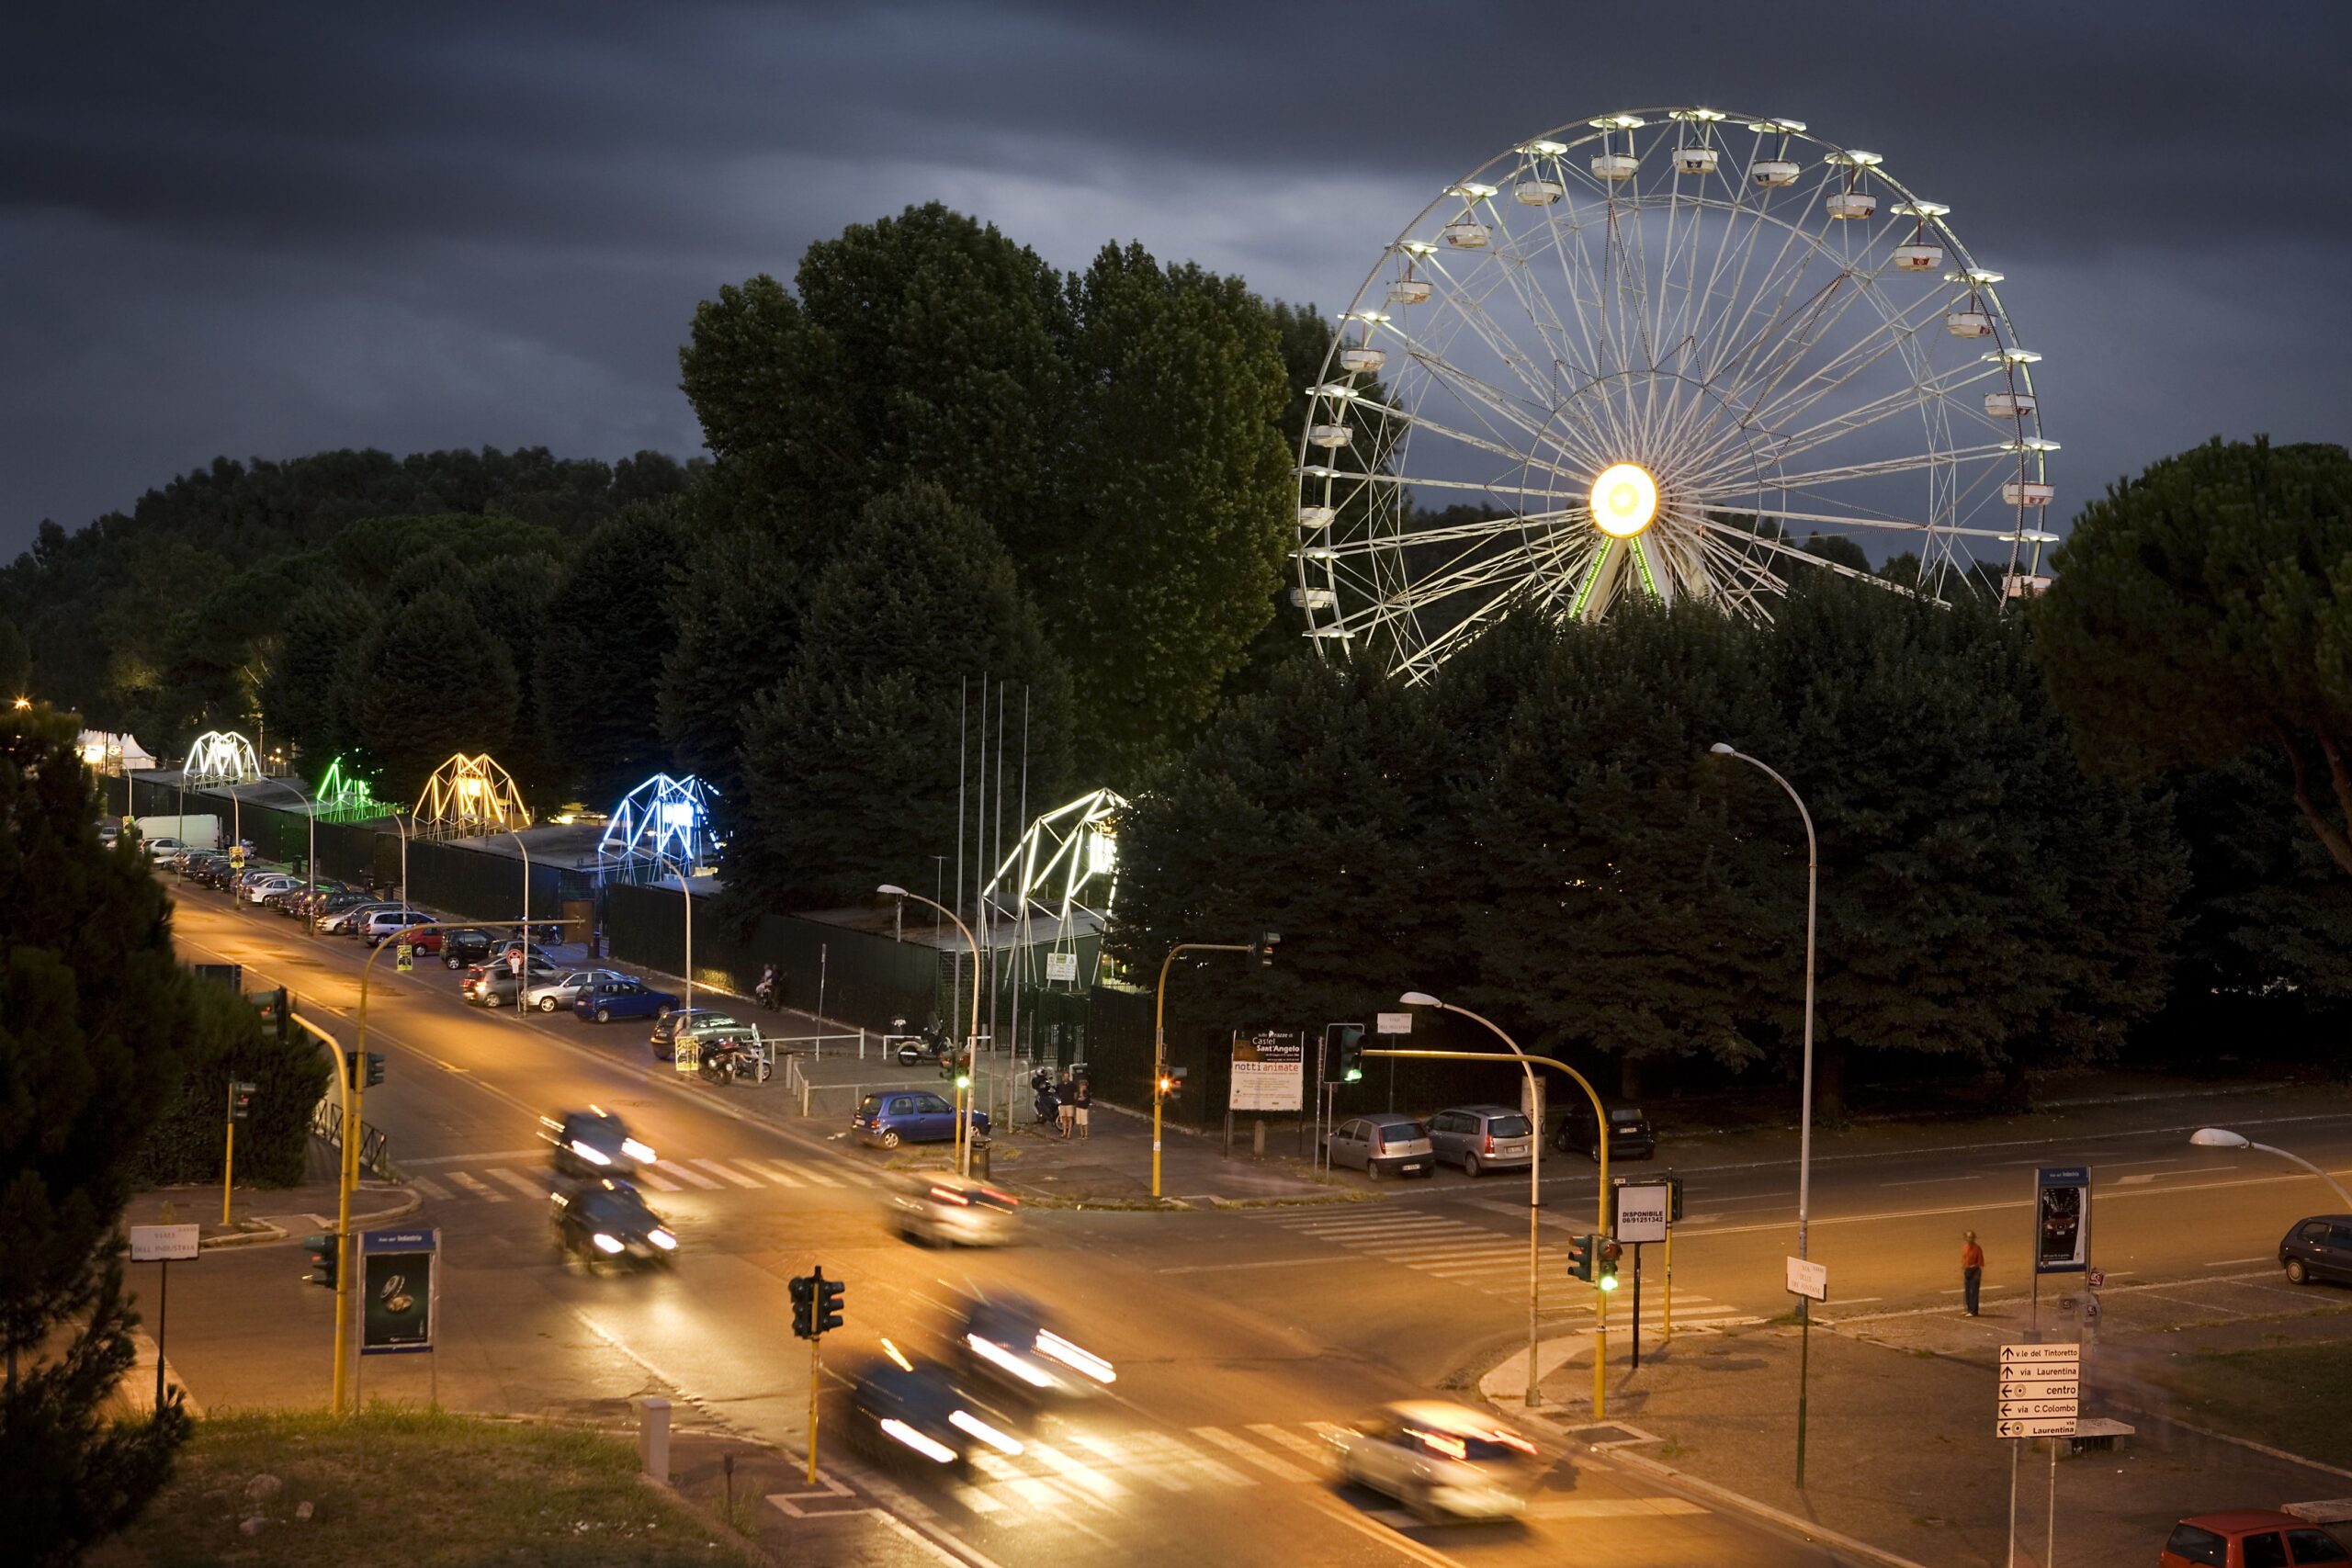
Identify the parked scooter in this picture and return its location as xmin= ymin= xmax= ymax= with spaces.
xmin=1029 ymin=1068 xmax=1060 ymax=1128
xmin=695 ymin=1033 xmax=773 ymax=1086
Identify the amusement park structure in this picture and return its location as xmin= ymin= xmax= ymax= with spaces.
xmin=596 ymin=773 xmax=718 ymax=873
xmin=979 ymin=787 xmax=1125 ymax=990
xmin=412 ymin=751 xmax=530 ymax=840
xmin=182 ymin=729 xmax=263 ymax=786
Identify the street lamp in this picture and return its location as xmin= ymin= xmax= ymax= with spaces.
xmin=2191 ymin=1127 xmax=2352 ymax=1207
xmin=247 ymin=775 xmax=320 ymax=933
xmin=1708 ymin=740 xmax=1819 ymax=1488
xmin=881 ymin=885 xmax=983 ymax=1178
xmin=657 ymin=852 xmax=695 ymax=1021
xmin=1400 ymin=992 xmax=1554 ymax=1409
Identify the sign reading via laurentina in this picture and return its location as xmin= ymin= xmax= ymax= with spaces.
xmin=1227 ymin=1031 xmax=1305 ymax=1113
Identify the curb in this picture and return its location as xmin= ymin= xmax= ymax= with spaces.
xmin=198 ymin=1184 xmax=424 ymax=1248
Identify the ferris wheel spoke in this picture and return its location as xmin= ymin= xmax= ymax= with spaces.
xmin=1416 ymin=256 xmax=1575 ymax=412
xmin=1724 ymin=277 xmax=1956 ymax=436
xmin=1695 ymin=163 xmax=1841 ymax=389
xmin=1697 ymin=517 xmax=1917 ymax=594
xmin=1314 ymin=507 xmax=1583 ymax=557
xmin=1393 ymin=342 xmax=1614 ymax=475
xmin=1727 ymin=504 xmax=2024 ymax=542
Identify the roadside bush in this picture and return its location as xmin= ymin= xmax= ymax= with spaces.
xmin=133 ymin=981 xmax=329 ymax=1188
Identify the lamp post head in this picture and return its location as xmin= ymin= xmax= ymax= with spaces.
xmin=1399 ymin=990 xmax=1442 ymax=1008
xmin=1708 ymin=742 xmax=1736 ymax=756
xmin=876 ymin=884 xmax=909 ymax=898
xmin=2190 ymin=1127 xmax=2250 ymax=1149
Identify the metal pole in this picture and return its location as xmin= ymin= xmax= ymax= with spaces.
xmin=807 ymin=1336 xmax=821 ymax=1484
xmin=221 ymin=1081 xmax=235 ymax=1226
xmin=1632 ymin=1243 xmax=1643 ymax=1371
xmin=2007 ymin=1439 xmax=2019 ymax=1568
xmin=883 ymin=891 xmax=981 ymax=1178
xmin=2246 ymin=1141 xmax=2352 ymax=1207
xmin=154 ymin=1258 xmax=169 ymax=1412
xmin=1664 ymin=1220 xmax=1673 ymax=1347
xmin=2047 ymin=1436 xmax=2057 ymax=1568
xmin=1152 ymin=942 xmax=1252 ymax=1200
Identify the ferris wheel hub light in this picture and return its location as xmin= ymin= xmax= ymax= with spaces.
xmin=1589 ymin=464 xmax=1659 ymax=537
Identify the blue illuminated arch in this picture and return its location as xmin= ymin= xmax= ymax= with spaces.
xmin=598 ymin=773 xmax=718 ymax=869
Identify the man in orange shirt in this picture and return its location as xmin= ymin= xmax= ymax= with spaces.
xmin=1961 ymin=1231 xmax=1985 ymax=1315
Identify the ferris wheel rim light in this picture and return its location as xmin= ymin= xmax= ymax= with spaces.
xmin=1589 ymin=464 xmax=1660 ymax=538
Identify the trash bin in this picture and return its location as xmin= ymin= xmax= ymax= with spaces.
xmin=970 ymin=1137 xmax=991 ymax=1179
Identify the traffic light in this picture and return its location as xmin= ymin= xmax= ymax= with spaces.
xmin=789 ymin=1273 xmax=815 ymax=1339
xmin=816 ymin=1269 xmax=845 ymax=1335
xmin=1596 ymin=1236 xmax=1623 ymax=1292
xmin=303 ymin=1232 xmax=338 ymax=1287
xmin=1566 ymin=1233 xmax=1593 ymax=1282
xmin=346 ymin=1051 xmax=385 ymax=1089
xmin=1329 ymin=1023 xmax=1365 ymax=1083
xmin=1252 ymin=931 xmax=1281 ymax=967
xmin=247 ymin=986 xmax=289 ymax=1045
xmin=229 ymin=1079 xmax=257 ymax=1122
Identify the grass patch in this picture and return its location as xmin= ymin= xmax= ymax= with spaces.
xmin=97 ymin=1405 xmax=743 ymax=1568
xmin=2148 ymin=1340 xmax=2352 ymax=1470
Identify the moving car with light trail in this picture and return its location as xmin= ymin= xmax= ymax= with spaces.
xmin=956 ymin=1295 xmax=1114 ymax=1403
xmin=846 ymin=1348 xmax=1024 ymax=1475
xmin=1330 ymin=1400 xmax=1539 ymax=1522
xmin=893 ymin=1177 xmax=1020 ymax=1247
xmin=542 ymin=1108 xmax=655 ymax=1178
xmin=550 ymin=1178 xmax=677 ymax=1268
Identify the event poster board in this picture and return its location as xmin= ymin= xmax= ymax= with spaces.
xmin=1228 ymin=1031 xmax=1305 ymax=1113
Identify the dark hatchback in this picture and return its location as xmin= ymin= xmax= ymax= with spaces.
xmin=2279 ymin=1214 xmax=2352 ymax=1287
xmin=1555 ymin=1105 xmax=1657 ymax=1161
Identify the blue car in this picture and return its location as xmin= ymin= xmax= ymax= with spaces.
xmin=572 ymin=978 xmax=682 ymax=1025
xmin=854 ymin=1091 xmax=991 ymax=1150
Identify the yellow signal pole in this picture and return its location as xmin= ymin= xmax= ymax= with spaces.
xmin=1152 ymin=942 xmax=1251 ymax=1200
xmin=806 ymin=1338 xmax=821 ymax=1484
xmin=221 ymin=1080 xmax=236 ymax=1225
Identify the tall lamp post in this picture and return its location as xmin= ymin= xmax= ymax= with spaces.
xmin=881 ymin=885 xmax=983 ymax=1178
xmin=1399 ymin=993 xmax=1552 ymax=1407
xmin=657 ymin=852 xmax=695 ymax=1021
xmin=247 ymin=775 xmax=320 ymax=932
xmin=2191 ymin=1128 xmax=2352 ymax=1206
xmin=1150 ymin=941 xmax=1259 ymax=1200
xmin=1708 ymin=741 xmax=1819 ymax=1488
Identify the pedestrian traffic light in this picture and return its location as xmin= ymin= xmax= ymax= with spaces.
xmin=789 ymin=1273 xmax=815 ymax=1339
xmin=346 ymin=1051 xmax=385 ymax=1089
xmin=1329 ymin=1023 xmax=1365 ymax=1083
xmin=229 ymin=1080 xmax=257 ymax=1122
xmin=1597 ymin=1236 xmax=1623 ymax=1292
xmin=303 ymin=1232 xmax=338 ymax=1287
xmin=816 ymin=1269 xmax=845 ymax=1335
xmin=1252 ymin=931 xmax=1281 ymax=967
xmin=1566 ymin=1233 xmax=1593 ymax=1282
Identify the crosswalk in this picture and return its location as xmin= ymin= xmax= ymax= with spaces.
xmin=923 ymin=1419 xmax=1709 ymax=1525
xmin=405 ymin=1151 xmax=876 ymax=1203
xmin=1254 ymin=1208 xmax=1763 ymax=1331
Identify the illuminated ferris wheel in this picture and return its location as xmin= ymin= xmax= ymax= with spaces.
xmin=1294 ymin=107 xmax=2057 ymax=682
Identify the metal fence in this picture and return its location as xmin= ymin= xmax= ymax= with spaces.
xmin=310 ymin=1097 xmax=397 ymax=1180
xmin=604 ymin=883 xmax=938 ymax=1032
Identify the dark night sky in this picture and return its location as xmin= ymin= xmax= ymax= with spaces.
xmin=6 ymin=1 xmax=2347 ymax=561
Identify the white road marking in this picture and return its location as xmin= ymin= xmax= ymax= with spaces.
xmin=489 ymin=1168 xmax=552 ymax=1200
xmin=632 ymin=1166 xmax=682 ymax=1191
xmin=408 ymin=1176 xmax=449 ymax=1200
xmin=744 ymin=1159 xmax=805 ymax=1187
xmin=407 ymin=1149 xmax=540 ymax=1165
xmin=1527 ymin=1496 xmax=1709 ymax=1518
xmin=2117 ymin=1174 xmax=2156 ymax=1186
xmin=797 ymin=1165 xmax=844 ymax=1188
xmin=659 ymin=1159 xmax=724 ymax=1190
xmin=1160 ymin=1257 xmax=1333 ymax=1275
xmin=1192 ymin=1425 xmax=1316 ymax=1483
xmin=1882 ymin=1175 xmax=1984 ymax=1187
xmin=1248 ymin=1423 xmax=1334 ymax=1462
xmin=691 ymin=1158 xmax=763 ymax=1189
xmin=447 ymin=1171 xmax=505 ymax=1202
xmin=2207 ymin=1257 xmax=2269 ymax=1267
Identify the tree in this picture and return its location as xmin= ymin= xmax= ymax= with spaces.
xmin=1035 ymin=247 xmax=1295 ymax=783
xmin=2033 ymin=437 xmax=2352 ymax=874
xmin=352 ymin=588 xmax=518 ymax=795
xmin=1 ymin=705 xmax=195 ymax=1562
xmin=0 ymin=616 xmax=29 ymax=699
xmin=535 ymin=507 xmax=683 ymax=806
xmin=654 ymin=510 xmax=812 ymax=807
xmin=730 ymin=484 xmax=1073 ymax=910
xmin=257 ymin=584 xmax=378 ymax=766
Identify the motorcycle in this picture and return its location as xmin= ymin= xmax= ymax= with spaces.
xmin=1029 ymin=1068 xmax=1061 ymax=1128
xmin=695 ymin=1034 xmax=774 ymax=1086
xmin=893 ymin=1016 xmax=956 ymax=1068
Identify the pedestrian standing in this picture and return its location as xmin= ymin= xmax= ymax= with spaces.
xmin=1056 ymin=1072 xmax=1075 ymax=1139
xmin=1071 ymin=1077 xmax=1092 ymax=1140
xmin=1961 ymin=1230 xmax=1985 ymax=1315
xmin=754 ymin=962 xmax=778 ymax=1010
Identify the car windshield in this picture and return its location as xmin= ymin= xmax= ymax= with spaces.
xmin=1611 ymin=1109 xmax=1645 ymax=1122
xmin=1373 ymin=1121 xmax=1426 ymax=1140
xmin=1488 ymin=1115 xmax=1533 ymax=1138
xmin=576 ymin=1189 xmax=652 ymax=1229
xmin=2164 ymin=1527 xmax=2227 ymax=1568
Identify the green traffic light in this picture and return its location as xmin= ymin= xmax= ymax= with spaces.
xmin=956 ymin=1074 xmax=971 ymax=1089
xmin=1343 ymin=1067 xmax=1363 ymax=1082
xmin=1599 ymin=1274 xmax=1620 ymax=1292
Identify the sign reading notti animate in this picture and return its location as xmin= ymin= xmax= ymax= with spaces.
xmin=1227 ymin=1031 xmax=1305 ymax=1113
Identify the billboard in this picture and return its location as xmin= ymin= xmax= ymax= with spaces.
xmin=1228 ymin=1031 xmax=1305 ymax=1112
xmin=359 ymin=1227 xmax=439 ymax=1355
xmin=2033 ymin=1167 xmax=2089 ymax=1275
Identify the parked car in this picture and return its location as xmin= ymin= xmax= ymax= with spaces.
xmin=460 ymin=960 xmax=558 ymax=1006
xmin=1327 ymin=1116 xmax=1436 ymax=1179
xmin=574 ymin=977 xmax=682 ymax=1024
xmin=145 ymin=836 xmax=187 ymax=861
xmin=649 ymin=1009 xmax=746 ymax=1062
xmin=525 ymin=969 xmax=629 ymax=1013
xmin=437 ymin=927 xmax=504 ymax=967
xmin=2161 ymin=1511 xmax=2351 ymax=1568
xmin=1426 ymin=1105 xmax=1535 ymax=1177
xmin=1330 ymin=1401 xmax=1539 ymax=1522
xmin=243 ymin=874 xmax=301 ymax=906
xmin=2278 ymin=1215 xmax=2352 ymax=1287
xmin=853 ymin=1090 xmax=990 ymax=1150
xmin=362 ymin=908 xmax=439 ymax=945
xmin=892 ymin=1176 xmax=1021 ymax=1247
xmin=1556 ymin=1105 xmax=1657 ymax=1161
xmin=319 ymin=900 xmax=397 ymax=935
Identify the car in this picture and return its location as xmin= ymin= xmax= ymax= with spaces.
xmin=573 ymin=977 xmax=681 ymax=1024
xmin=845 ymin=1354 xmax=1023 ymax=1474
xmin=145 ymin=836 xmax=187 ymax=861
xmin=649 ymin=1008 xmax=746 ymax=1062
xmin=1555 ymin=1104 xmax=1657 ymax=1161
xmin=2161 ymin=1511 xmax=2352 ymax=1568
xmin=460 ymin=959 xmax=558 ymax=1006
xmin=523 ymin=969 xmax=627 ymax=1012
xmin=893 ymin=1176 xmax=1021 ymax=1247
xmin=956 ymin=1295 xmax=1114 ymax=1403
xmin=319 ymin=900 xmax=398 ymax=934
xmin=437 ymin=927 xmax=505 ymax=967
xmin=243 ymin=874 xmax=301 ymax=905
xmin=854 ymin=1090 xmax=990 ymax=1150
xmin=1330 ymin=1400 xmax=1540 ymax=1522
xmin=2278 ymin=1215 xmax=2352 ymax=1287
xmin=1327 ymin=1116 xmax=1436 ymax=1179
xmin=385 ymin=925 xmax=445 ymax=954
xmin=550 ymin=1178 xmax=677 ymax=1268
xmin=362 ymin=908 xmax=439 ymax=945
xmin=1426 ymin=1105 xmax=1536 ymax=1177
xmin=542 ymin=1107 xmax=655 ymax=1178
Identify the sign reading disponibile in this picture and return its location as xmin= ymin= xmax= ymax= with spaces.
xmin=359 ymin=1227 xmax=438 ymax=1356
xmin=1228 ymin=1031 xmax=1305 ymax=1112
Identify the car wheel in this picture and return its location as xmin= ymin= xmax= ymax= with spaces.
xmin=2288 ymin=1258 xmax=2311 ymax=1285
xmin=1464 ymin=1153 xmax=1483 ymax=1178
xmin=880 ymin=1130 xmax=901 ymax=1149
xmin=484 ymin=992 xmax=503 ymax=1008
xmin=594 ymin=1007 xmax=612 ymax=1023
xmin=444 ymin=955 xmax=458 ymax=969
xmin=1589 ymin=1143 xmax=1602 ymax=1164
xmin=537 ymin=996 xmax=558 ymax=1012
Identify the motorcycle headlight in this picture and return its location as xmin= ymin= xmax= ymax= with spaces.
xmin=569 ymin=1140 xmax=612 ymax=1166
xmin=621 ymin=1139 xmax=655 ymax=1163
xmin=592 ymin=1233 xmax=625 ymax=1255
xmin=647 ymin=1228 xmax=677 ymax=1251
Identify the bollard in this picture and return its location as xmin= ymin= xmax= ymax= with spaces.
xmin=634 ymin=1395 xmax=672 ymax=1483
xmin=1252 ymin=1118 xmax=1266 ymax=1157
xmin=971 ymin=1137 xmax=990 ymax=1180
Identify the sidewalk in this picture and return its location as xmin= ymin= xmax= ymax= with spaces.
xmin=1486 ymin=1299 xmax=2352 ymax=1568
xmin=124 ymin=1178 xmax=419 ymax=1248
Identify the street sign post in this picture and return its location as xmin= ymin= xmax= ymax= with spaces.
xmin=1785 ymin=1256 xmax=1827 ymax=1302
xmin=130 ymin=1224 xmax=199 ymax=1410
xmin=1613 ymin=1180 xmax=1671 ymax=1245
xmin=1998 ymin=1341 xmax=2082 ymax=1568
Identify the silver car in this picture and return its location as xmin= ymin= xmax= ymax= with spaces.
xmin=1329 ymin=1400 xmax=1539 ymax=1521
xmin=1327 ymin=1116 xmax=1435 ymax=1179
xmin=524 ymin=969 xmax=631 ymax=1013
xmin=893 ymin=1177 xmax=1021 ymax=1247
xmin=1426 ymin=1105 xmax=1535 ymax=1177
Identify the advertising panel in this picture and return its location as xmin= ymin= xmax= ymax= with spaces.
xmin=1228 ymin=1031 xmax=1305 ymax=1113
xmin=359 ymin=1227 xmax=438 ymax=1355
xmin=2034 ymin=1167 xmax=2089 ymax=1274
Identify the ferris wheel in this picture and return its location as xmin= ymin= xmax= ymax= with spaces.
xmin=1294 ymin=107 xmax=2056 ymax=681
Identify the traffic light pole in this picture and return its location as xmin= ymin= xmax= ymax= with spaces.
xmin=1367 ymin=1044 xmax=1611 ymax=1418
xmin=221 ymin=1080 xmax=237 ymax=1226
xmin=1152 ymin=942 xmax=1253 ymax=1200
xmin=807 ymin=1337 xmax=821 ymax=1484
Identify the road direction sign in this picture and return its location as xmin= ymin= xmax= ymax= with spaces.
xmin=130 ymin=1224 xmax=199 ymax=1262
xmin=1374 ymin=1011 xmax=1412 ymax=1036
xmin=1998 ymin=1417 xmax=2078 ymax=1438
xmin=1998 ymin=1360 xmax=2078 ymax=1381
xmin=1999 ymin=1344 xmax=2081 ymax=1366
xmin=1999 ymin=1380 xmax=2079 ymax=1401
xmin=2001 ymin=1398 xmax=2080 ymax=1419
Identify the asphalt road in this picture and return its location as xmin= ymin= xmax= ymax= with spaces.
xmin=155 ymin=884 xmax=2352 ymax=1568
